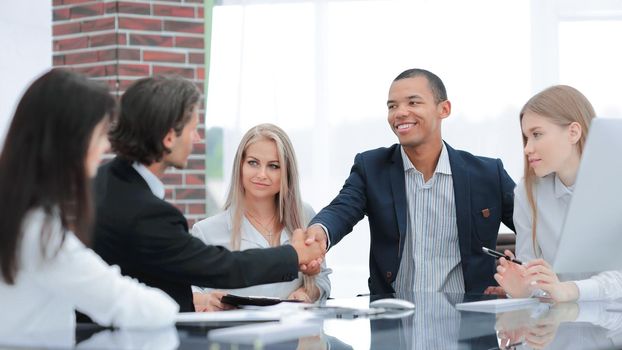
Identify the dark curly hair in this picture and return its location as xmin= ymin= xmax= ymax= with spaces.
xmin=393 ymin=68 xmax=447 ymax=104
xmin=109 ymin=75 xmax=201 ymax=164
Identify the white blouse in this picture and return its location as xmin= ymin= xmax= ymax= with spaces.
xmin=191 ymin=203 xmax=331 ymax=300
xmin=0 ymin=209 xmax=179 ymax=339
xmin=514 ymin=174 xmax=622 ymax=301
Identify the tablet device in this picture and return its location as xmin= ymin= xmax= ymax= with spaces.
xmin=221 ymin=294 xmax=302 ymax=307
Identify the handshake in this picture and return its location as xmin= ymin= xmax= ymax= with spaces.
xmin=290 ymin=225 xmax=328 ymax=276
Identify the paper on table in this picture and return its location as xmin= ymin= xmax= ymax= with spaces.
xmin=207 ymin=320 xmax=322 ymax=345
xmin=176 ymin=309 xmax=281 ymax=323
xmin=176 ymin=303 xmax=314 ymax=323
xmin=455 ymin=298 xmax=539 ymax=313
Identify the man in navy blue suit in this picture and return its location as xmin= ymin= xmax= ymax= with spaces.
xmin=303 ymin=68 xmax=515 ymax=294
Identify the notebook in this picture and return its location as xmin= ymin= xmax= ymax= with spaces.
xmin=553 ymin=118 xmax=622 ymax=274
xmin=455 ymin=298 xmax=539 ymax=313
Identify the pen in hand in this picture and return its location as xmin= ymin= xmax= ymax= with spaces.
xmin=482 ymin=247 xmax=523 ymax=265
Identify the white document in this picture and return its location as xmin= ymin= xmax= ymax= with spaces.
xmin=176 ymin=310 xmax=281 ymax=323
xmin=455 ymin=298 xmax=539 ymax=313
xmin=207 ymin=320 xmax=322 ymax=345
xmin=176 ymin=303 xmax=315 ymax=324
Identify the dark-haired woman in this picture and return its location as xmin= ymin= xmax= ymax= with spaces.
xmin=0 ymin=69 xmax=178 ymax=337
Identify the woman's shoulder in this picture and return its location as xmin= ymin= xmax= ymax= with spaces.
xmin=21 ymin=209 xmax=64 ymax=245
xmin=19 ymin=208 xmax=75 ymax=267
xmin=301 ymin=201 xmax=316 ymax=226
xmin=514 ymin=175 xmax=555 ymax=198
xmin=190 ymin=210 xmax=232 ymax=238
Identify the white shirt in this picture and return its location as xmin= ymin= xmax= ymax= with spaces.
xmin=191 ymin=204 xmax=332 ymax=300
xmin=0 ymin=209 xmax=179 ymax=340
xmin=393 ymin=144 xmax=465 ymax=293
xmin=514 ymin=174 xmax=622 ymax=301
xmin=132 ymin=162 xmax=165 ymax=199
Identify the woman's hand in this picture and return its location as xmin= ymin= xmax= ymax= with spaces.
xmin=522 ymin=320 xmax=558 ymax=350
xmin=516 ymin=302 xmax=577 ymax=349
xmin=524 ymin=259 xmax=579 ymax=302
xmin=192 ymin=290 xmax=235 ymax=312
xmin=288 ymin=287 xmax=317 ymax=303
xmin=496 ymin=302 xmax=577 ymax=350
xmin=494 ymin=250 xmax=531 ymax=298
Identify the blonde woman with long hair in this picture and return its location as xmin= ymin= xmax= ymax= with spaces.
xmin=191 ymin=124 xmax=331 ymax=311
xmin=495 ymin=85 xmax=622 ymax=302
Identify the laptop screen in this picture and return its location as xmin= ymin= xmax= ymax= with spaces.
xmin=553 ymin=118 xmax=622 ymax=274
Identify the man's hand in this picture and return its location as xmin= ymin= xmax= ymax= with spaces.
xmin=483 ymin=286 xmax=506 ymax=296
xmin=299 ymin=225 xmax=328 ymax=274
xmin=291 ymin=228 xmax=324 ymax=275
xmin=192 ymin=290 xmax=234 ymax=312
xmin=304 ymin=225 xmax=328 ymax=250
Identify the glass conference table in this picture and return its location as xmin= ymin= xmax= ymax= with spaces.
xmin=2 ymin=292 xmax=622 ymax=350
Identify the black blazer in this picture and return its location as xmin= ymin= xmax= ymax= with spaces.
xmin=310 ymin=142 xmax=515 ymax=294
xmin=93 ymin=157 xmax=299 ymax=312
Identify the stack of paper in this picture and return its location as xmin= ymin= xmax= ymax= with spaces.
xmin=455 ymin=298 xmax=539 ymax=313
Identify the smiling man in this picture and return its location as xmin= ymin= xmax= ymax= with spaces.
xmin=305 ymin=68 xmax=516 ymax=294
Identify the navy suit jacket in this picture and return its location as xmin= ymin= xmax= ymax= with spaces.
xmin=310 ymin=142 xmax=515 ymax=294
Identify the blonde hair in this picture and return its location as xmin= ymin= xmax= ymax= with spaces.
xmin=519 ymin=85 xmax=596 ymax=256
xmin=224 ymin=123 xmax=316 ymax=295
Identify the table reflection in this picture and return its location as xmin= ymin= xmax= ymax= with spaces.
xmin=77 ymin=326 xmax=179 ymax=350
xmin=2 ymin=294 xmax=622 ymax=349
xmin=369 ymin=292 xmax=498 ymax=349
xmin=495 ymin=301 xmax=622 ymax=350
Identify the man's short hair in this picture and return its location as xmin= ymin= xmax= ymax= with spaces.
xmin=110 ymin=75 xmax=201 ymax=164
xmin=393 ymin=68 xmax=447 ymax=104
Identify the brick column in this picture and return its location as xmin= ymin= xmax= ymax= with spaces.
xmin=52 ymin=0 xmax=207 ymax=226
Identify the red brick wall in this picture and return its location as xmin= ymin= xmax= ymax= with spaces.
xmin=52 ymin=0 xmax=207 ymax=226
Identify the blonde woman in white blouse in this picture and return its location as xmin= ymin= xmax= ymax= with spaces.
xmin=495 ymin=85 xmax=622 ymax=302
xmin=191 ymin=124 xmax=331 ymax=311
xmin=0 ymin=70 xmax=178 ymax=338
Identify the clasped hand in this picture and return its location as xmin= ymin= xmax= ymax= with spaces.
xmin=494 ymin=250 xmax=579 ymax=302
xmin=291 ymin=227 xmax=325 ymax=276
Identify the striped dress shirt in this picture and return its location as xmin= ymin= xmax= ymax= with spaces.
xmin=394 ymin=291 xmax=462 ymax=349
xmin=393 ymin=144 xmax=465 ymax=293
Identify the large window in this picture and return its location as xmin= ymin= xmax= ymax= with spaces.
xmin=205 ymin=0 xmax=622 ymax=298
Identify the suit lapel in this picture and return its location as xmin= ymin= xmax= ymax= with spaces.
xmin=389 ymin=146 xmax=407 ymax=241
xmin=446 ymin=143 xmax=471 ymax=257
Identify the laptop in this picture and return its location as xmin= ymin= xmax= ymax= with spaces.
xmin=553 ymin=118 xmax=622 ymax=274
